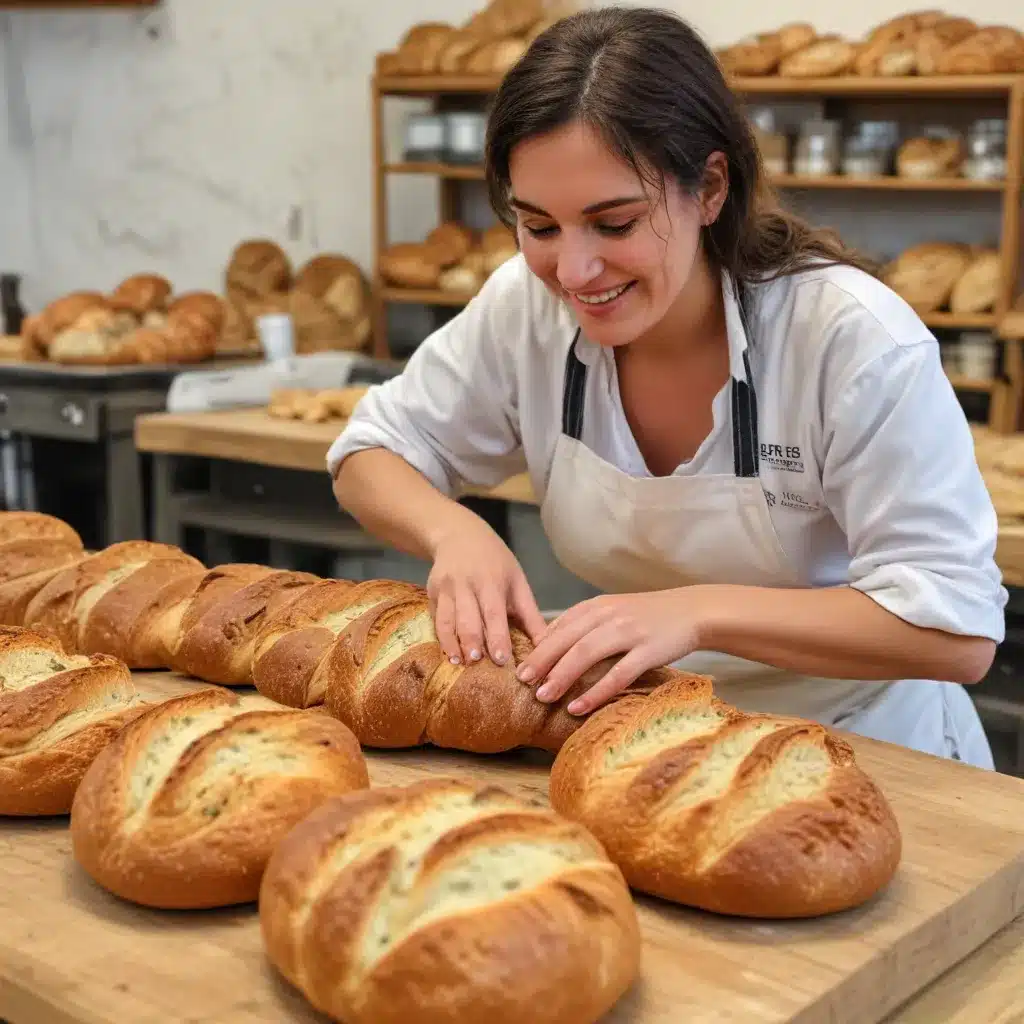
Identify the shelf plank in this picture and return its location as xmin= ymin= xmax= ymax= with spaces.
xmin=924 ymin=312 xmax=997 ymax=329
xmin=383 ymin=162 xmax=1006 ymax=193
xmin=384 ymin=162 xmax=486 ymax=180
xmin=774 ymin=173 xmax=1006 ymax=192
xmin=380 ymin=286 xmax=476 ymax=306
xmin=947 ymin=374 xmax=999 ymax=393
xmin=375 ymin=71 xmax=1024 ymax=97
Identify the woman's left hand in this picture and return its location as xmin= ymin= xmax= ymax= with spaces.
xmin=515 ymin=589 xmax=707 ymax=716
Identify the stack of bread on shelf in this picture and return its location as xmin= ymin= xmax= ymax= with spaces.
xmin=17 ymin=274 xmax=224 ymax=366
xmin=380 ymin=220 xmax=519 ymax=295
xmin=377 ymin=0 xmax=577 ymax=77
xmin=882 ymin=242 xmax=1002 ymax=315
xmin=221 ymin=239 xmax=373 ymax=356
xmin=716 ymin=12 xmax=1024 ymax=78
xmin=267 ymin=383 xmax=368 ymax=423
xmin=0 ymin=508 xmax=904 ymax=1021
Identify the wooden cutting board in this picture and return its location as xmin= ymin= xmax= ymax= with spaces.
xmin=1 ymin=672 xmax=1024 ymax=1024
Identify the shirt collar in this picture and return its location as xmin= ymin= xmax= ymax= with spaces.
xmin=570 ymin=268 xmax=753 ymax=380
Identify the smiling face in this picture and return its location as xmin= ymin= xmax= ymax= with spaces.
xmin=508 ymin=119 xmax=726 ymax=349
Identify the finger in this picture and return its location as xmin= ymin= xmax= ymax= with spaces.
xmin=453 ymin=582 xmax=486 ymax=665
xmin=566 ymin=648 xmax=655 ymax=716
xmin=508 ymin=573 xmax=547 ymax=646
xmin=516 ymin=602 xmax=602 ymax=685
xmin=432 ymin=590 xmax=461 ymax=664
xmin=476 ymin=584 xmax=513 ymax=666
xmin=533 ymin=627 xmax=631 ymax=704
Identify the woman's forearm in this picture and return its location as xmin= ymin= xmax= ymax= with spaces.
xmin=697 ymin=584 xmax=996 ymax=686
xmin=332 ymin=448 xmax=481 ymax=561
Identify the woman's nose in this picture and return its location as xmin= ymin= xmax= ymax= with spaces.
xmin=555 ymin=242 xmax=604 ymax=292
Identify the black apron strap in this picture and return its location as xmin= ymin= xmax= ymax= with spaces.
xmin=561 ymin=328 xmax=587 ymax=441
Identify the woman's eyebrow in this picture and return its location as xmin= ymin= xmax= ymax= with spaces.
xmin=509 ymin=196 xmax=648 ymax=216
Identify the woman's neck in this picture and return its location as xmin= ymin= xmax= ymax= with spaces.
xmin=632 ymin=254 xmax=727 ymax=362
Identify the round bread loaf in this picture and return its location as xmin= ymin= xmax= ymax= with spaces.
xmin=0 ymin=625 xmax=147 ymax=815
xmin=69 ymin=687 xmax=370 ymax=908
xmin=258 ymin=777 xmax=641 ymax=1024
xmin=549 ymin=672 xmax=903 ymax=919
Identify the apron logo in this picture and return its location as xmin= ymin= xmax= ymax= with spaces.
xmin=780 ymin=491 xmax=821 ymax=512
xmin=763 ymin=489 xmax=776 ymax=507
xmin=759 ymin=442 xmax=804 ymax=473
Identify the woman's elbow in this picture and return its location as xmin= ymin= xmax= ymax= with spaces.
xmin=939 ymin=635 xmax=997 ymax=685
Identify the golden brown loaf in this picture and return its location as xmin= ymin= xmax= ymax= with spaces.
xmin=950 ymin=248 xmax=1001 ymax=314
xmin=23 ymin=541 xmax=205 ymax=666
xmin=0 ymin=625 xmax=146 ymax=815
xmin=896 ymin=135 xmax=964 ymax=179
xmin=225 ymin=239 xmax=292 ymax=305
xmin=294 ymin=580 xmax=666 ymax=753
xmin=258 ymin=777 xmax=641 ymax=1024
xmin=549 ymin=672 xmax=902 ymax=918
xmin=882 ymin=241 xmax=972 ymax=314
xmin=110 ymin=274 xmax=172 ymax=316
xmin=70 ymin=687 xmax=370 ymax=908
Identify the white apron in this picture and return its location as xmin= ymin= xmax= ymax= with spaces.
xmin=539 ymin=328 xmax=994 ymax=769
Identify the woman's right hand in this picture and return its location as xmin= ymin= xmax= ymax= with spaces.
xmin=426 ymin=516 xmax=548 ymax=669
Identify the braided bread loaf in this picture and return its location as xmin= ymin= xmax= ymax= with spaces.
xmin=259 ymin=778 xmax=641 ymax=1024
xmin=251 ymin=578 xmax=657 ymax=753
xmin=549 ymin=672 xmax=902 ymax=918
xmin=70 ymin=687 xmax=370 ymax=909
xmin=0 ymin=625 xmax=147 ymax=815
xmin=22 ymin=541 xmax=204 ymax=666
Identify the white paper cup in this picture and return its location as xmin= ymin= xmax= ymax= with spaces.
xmin=256 ymin=313 xmax=296 ymax=361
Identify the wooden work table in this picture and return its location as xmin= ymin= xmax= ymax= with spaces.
xmin=134 ymin=407 xmax=538 ymax=505
xmin=2 ymin=673 xmax=1024 ymax=1024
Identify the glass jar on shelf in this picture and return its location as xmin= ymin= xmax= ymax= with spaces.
xmin=841 ymin=120 xmax=898 ymax=177
xmin=402 ymin=113 xmax=446 ymax=163
xmin=964 ymin=119 xmax=1007 ymax=182
xmin=957 ymin=331 xmax=999 ymax=381
xmin=793 ymin=120 xmax=840 ymax=177
xmin=749 ymin=106 xmax=789 ymax=176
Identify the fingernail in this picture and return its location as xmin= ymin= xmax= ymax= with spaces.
xmin=450 ymin=656 xmax=461 ymax=665
xmin=469 ymin=649 xmax=481 ymax=662
xmin=568 ymin=700 xmax=585 ymax=715
xmin=517 ymin=666 xmax=535 ymax=682
xmin=493 ymin=651 xmax=507 ymax=664
xmin=536 ymin=684 xmax=552 ymax=701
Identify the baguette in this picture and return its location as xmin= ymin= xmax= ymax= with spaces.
xmin=549 ymin=671 xmax=902 ymax=918
xmin=23 ymin=541 xmax=204 ymax=665
xmin=258 ymin=778 xmax=641 ymax=1024
xmin=0 ymin=625 xmax=147 ymax=815
xmin=70 ymin=687 xmax=370 ymax=908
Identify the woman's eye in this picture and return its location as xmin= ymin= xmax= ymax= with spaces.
xmin=524 ymin=224 xmax=558 ymax=239
xmin=597 ymin=219 xmax=638 ymax=237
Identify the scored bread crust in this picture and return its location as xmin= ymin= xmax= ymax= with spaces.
xmin=21 ymin=541 xmax=203 ymax=664
xmin=251 ymin=578 xmax=421 ymax=708
xmin=0 ymin=511 xmax=83 ymax=548
xmin=549 ymin=672 xmax=903 ymax=918
xmin=169 ymin=568 xmax=320 ymax=684
xmin=0 ymin=625 xmax=147 ymax=815
xmin=258 ymin=777 xmax=642 ymax=1024
xmin=69 ymin=687 xmax=370 ymax=909
xmin=320 ymin=584 xmax=671 ymax=754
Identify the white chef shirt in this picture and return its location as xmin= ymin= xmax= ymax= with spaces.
xmin=327 ymin=253 xmax=1007 ymax=644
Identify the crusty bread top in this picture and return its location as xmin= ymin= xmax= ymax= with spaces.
xmin=258 ymin=777 xmax=641 ymax=1024
xmin=0 ymin=624 xmax=140 ymax=755
xmin=69 ymin=687 xmax=370 ymax=908
xmin=0 ymin=511 xmax=83 ymax=549
xmin=0 ymin=537 xmax=86 ymax=585
xmin=22 ymin=541 xmax=203 ymax=658
xmin=548 ymin=671 xmax=903 ymax=917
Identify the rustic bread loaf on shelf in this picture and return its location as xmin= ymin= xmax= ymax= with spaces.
xmin=549 ymin=671 xmax=902 ymax=918
xmin=259 ymin=777 xmax=641 ymax=1024
xmin=0 ymin=625 xmax=147 ymax=815
xmin=70 ymin=687 xmax=370 ymax=908
xmin=22 ymin=541 xmax=205 ymax=666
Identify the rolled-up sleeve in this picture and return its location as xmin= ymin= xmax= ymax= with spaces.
xmin=822 ymin=340 xmax=1007 ymax=642
xmin=326 ymin=260 xmax=528 ymax=496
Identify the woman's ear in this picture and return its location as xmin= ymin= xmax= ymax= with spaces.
xmin=699 ymin=151 xmax=729 ymax=226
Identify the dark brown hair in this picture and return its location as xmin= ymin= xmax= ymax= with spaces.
xmin=485 ymin=7 xmax=875 ymax=282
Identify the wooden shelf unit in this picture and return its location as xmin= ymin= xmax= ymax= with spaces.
xmin=371 ymin=70 xmax=1024 ymax=431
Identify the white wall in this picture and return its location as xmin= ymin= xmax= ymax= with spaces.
xmin=0 ymin=0 xmax=1021 ymax=312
